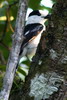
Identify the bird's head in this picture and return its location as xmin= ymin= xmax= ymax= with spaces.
xmin=29 ymin=10 xmax=51 ymax=18
xmin=26 ymin=10 xmax=51 ymax=25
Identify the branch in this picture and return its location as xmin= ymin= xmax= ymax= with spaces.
xmin=0 ymin=0 xmax=29 ymax=100
xmin=0 ymin=20 xmax=8 ymax=42
xmin=8 ymin=1 xmax=18 ymax=8
xmin=6 ymin=7 xmax=14 ymax=33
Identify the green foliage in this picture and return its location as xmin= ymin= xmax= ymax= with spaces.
xmin=0 ymin=0 xmax=18 ymax=61
xmin=51 ymin=0 xmax=56 ymax=3
xmin=29 ymin=0 xmax=52 ymax=11
xmin=29 ymin=0 xmax=41 ymax=10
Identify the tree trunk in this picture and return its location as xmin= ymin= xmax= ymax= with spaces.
xmin=10 ymin=0 xmax=67 ymax=100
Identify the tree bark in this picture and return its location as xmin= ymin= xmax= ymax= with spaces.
xmin=0 ymin=0 xmax=29 ymax=100
xmin=10 ymin=0 xmax=67 ymax=100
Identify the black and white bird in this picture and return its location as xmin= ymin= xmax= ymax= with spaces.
xmin=19 ymin=10 xmax=51 ymax=60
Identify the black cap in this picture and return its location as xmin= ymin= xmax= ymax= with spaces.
xmin=29 ymin=10 xmax=41 ymax=17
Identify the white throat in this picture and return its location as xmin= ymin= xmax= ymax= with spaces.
xmin=26 ymin=15 xmax=46 ymax=25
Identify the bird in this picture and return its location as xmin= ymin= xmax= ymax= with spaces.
xmin=19 ymin=10 xmax=51 ymax=63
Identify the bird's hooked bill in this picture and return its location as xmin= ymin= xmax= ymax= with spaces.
xmin=45 ymin=13 xmax=51 ymax=18
xmin=42 ymin=13 xmax=51 ymax=19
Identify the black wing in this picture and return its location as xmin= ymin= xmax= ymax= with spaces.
xmin=20 ymin=23 xmax=43 ymax=55
xmin=23 ymin=23 xmax=43 ymax=45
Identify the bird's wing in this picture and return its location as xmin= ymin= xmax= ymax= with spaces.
xmin=19 ymin=23 xmax=43 ymax=55
xmin=23 ymin=23 xmax=43 ymax=45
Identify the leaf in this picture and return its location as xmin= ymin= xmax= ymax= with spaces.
xmin=16 ymin=71 xmax=25 ymax=82
xmin=18 ymin=67 xmax=27 ymax=76
xmin=29 ymin=0 xmax=41 ymax=10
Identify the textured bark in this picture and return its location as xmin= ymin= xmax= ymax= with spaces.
xmin=0 ymin=0 xmax=29 ymax=100
xmin=10 ymin=0 xmax=67 ymax=100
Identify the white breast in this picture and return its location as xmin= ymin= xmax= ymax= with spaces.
xmin=28 ymin=33 xmax=42 ymax=48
